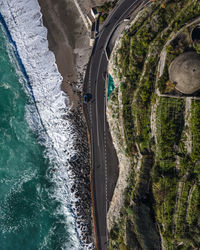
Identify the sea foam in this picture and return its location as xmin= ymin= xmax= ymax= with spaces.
xmin=0 ymin=0 xmax=91 ymax=249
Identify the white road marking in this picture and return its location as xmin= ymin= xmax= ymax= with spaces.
xmin=104 ymin=48 xmax=109 ymax=61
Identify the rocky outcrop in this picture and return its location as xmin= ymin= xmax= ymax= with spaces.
xmin=106 ymin=40 xmax=132 ymax=230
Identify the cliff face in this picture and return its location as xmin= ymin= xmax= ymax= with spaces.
xmin=106 ymin=8 xmax=145 ymax=232
xmin=106 ymin=75 xmax=131 ymax=231
xmin=107 ymin=0 xmax=200 ymax=249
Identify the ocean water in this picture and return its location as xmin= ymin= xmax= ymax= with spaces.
xmin=0 ymin=14 xmax=80 ymax=250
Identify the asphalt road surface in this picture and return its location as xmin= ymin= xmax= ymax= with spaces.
xmin=83 ymin=0 xmax=147 ymax=249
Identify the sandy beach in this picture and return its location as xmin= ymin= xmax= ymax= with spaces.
xmin=38 ymin=0 xmax=92 ymax=108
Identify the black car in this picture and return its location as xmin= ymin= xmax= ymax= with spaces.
xmin=83 ymin=93 xmax=92 ymax=103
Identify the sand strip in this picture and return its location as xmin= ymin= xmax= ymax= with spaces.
xmin=38 ymin=0 xmax=91 ymax=108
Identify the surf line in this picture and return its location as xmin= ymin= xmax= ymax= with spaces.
xmin=0 ymin=12 xmax=48 ymax=135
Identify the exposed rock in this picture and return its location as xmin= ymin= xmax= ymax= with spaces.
xmin=107 ymin=45 xmax=131 ymax=230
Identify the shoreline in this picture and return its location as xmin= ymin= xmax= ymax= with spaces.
xmin=37 ymin=0 xmax=96 ymax=247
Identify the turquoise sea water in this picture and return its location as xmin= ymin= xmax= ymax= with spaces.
xmin=0 ymin=23 xmax=74 ymax=249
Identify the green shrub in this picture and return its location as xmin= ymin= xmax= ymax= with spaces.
xmin=191 ymin=101 xmax=200 ymax=162
xmin=156 ymin=98 xmax=185 ymax=160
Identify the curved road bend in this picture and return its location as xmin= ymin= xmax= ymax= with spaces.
xmin=83 ymin=0 xmax=147 ymax=249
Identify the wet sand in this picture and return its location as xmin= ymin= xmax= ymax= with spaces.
xmin=38 ymin=0 xmax=91 ymax=108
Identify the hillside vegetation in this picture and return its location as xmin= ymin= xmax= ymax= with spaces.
xmin=108 ymin=0 xmax=200 ymax=249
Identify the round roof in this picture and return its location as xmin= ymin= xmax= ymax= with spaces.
xmin=169 ymin=52 xmax=200 ymax=94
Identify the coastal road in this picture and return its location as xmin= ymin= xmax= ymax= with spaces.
xmin=83 ymin=0 xmax=147 ymax=249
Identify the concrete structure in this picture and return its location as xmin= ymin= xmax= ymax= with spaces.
xmin=90 ymin=22 xmax=96 ymax=46
xmin=91 ymin=7 xmax=99 ymax=19
xmin=169 ymin=52 xmax=200 ymax=94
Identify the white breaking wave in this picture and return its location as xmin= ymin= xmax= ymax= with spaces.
xmin=0 ymin=0 xmax=89 ymax=249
